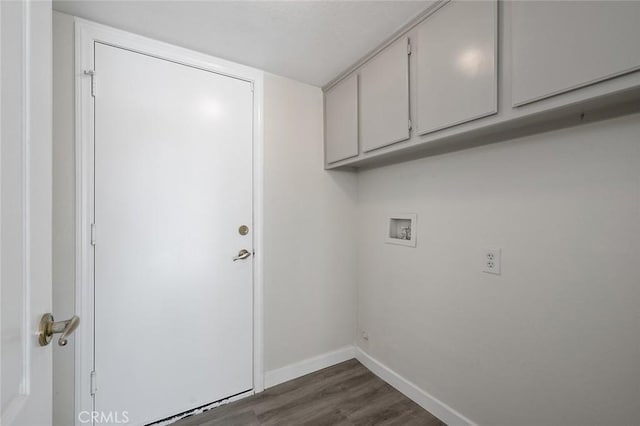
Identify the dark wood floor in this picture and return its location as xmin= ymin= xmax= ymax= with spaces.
xmin=173 ymin=359 xmax=446 ymax=426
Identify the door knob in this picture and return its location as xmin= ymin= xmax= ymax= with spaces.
xmin=232 ymin=249 xmax=252 ymax=261
xmin=38 ymin=314 xmax=80 ymax=347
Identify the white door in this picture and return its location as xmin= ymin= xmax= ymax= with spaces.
xmin=1 ymin=1 xmax=53 ymax=426
xmin=93 ymin=43 xmax=254 ymax=425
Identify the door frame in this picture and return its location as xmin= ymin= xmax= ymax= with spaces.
xmin=1 ymin=1 xmax=53 ymax=424
xmin=73 ymin=18 xmax=265 ymax=425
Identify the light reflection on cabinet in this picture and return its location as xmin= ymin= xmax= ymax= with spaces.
xmin=416 ymin=0 xmax=497 ymax=135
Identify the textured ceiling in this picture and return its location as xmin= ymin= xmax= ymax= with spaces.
xmin=53 ymin=0 xmax=434 ymax=87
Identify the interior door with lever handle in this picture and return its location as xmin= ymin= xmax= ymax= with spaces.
xmin=91 ymin=41 xmax=254 ymax=426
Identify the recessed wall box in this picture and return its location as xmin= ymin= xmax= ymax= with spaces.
xmin=385 ymin=213 xmax=417 ymax=247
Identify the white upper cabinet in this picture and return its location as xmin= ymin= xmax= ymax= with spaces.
xmin=360 ymin=37 xmax=411 ymax=153
xmin=512 ymin=1 xmax=640 ymax=106
xmin=325 ymin=74 xmax=359 ymax=164
xmin=416 ymin=0 xmax=497 ymax=135
xmin=324 ymin=1 xmax=640 ymax=169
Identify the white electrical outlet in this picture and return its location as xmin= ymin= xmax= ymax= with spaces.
xmin=483 ymin=248 xmax=501 ymax=275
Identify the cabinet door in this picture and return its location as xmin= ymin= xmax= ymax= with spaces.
xmin=416 ymin=0 xmax=497 ymax=135
xmin=512 ymin=1 xmax=640 ymax=106
xmin=360 ymin=37 xmax=410 ymax=153
xmin=325 ymin=74 xmax=359 ymax=164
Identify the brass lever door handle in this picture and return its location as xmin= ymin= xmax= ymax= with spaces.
xmin=232 ymin=249 xmax=252 ymax=261
xmin=38 ymin=314 xmax=80 ymax=347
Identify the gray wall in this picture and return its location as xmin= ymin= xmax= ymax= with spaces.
xmin=356 ymin=113 xmax=640 ymax=426
xmin=52 ymin=12 xmax=357 ymax=426
xmin=263 ymin=73 xmax=357 ymax=370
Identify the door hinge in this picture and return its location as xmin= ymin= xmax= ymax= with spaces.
xmin=90 ymin=223 xmax=96 ymax=246
xmin=84 ymin=70 xmax=96 ymax=97
xmin=408 ymin=119 xmax=413 ymax=131
xmin=407 ymin=41 xmax=412 ymax=56
xmin=90 ymin=371 xmax=97 ymax=395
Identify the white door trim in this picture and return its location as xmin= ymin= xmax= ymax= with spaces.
xmin=74 ymin=18 xmax=265 ymax=425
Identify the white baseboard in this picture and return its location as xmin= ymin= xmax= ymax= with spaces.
xmin=355 ymin=347 xmax=477 ymax=426
xmin=264 ymin=345 xmax=356 ymax=389
xmin=263 ymin=345 xmax=475 ymax=426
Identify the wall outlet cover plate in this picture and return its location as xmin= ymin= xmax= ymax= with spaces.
xmin=483 ymin=248 xmax=501 ymax=275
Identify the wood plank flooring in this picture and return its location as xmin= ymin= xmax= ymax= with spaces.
xmin=173 ymin=359 xmax=446 ymax=426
